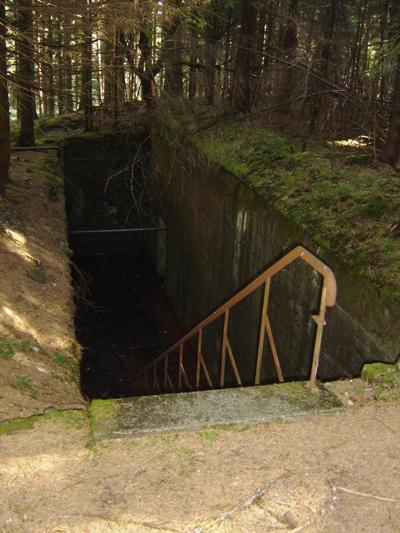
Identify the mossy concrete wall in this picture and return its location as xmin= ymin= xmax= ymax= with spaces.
xmin=151 ymin=130 xmax=400 ymax=384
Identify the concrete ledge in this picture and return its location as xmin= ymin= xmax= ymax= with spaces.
xmin=89 ymin=382 xmax=343 ymax=439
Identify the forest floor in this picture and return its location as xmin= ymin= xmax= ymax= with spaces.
xmin=1 ymin=143 xmax=400 ymax=532
xmin=1 ymin=391 xmax=400 ymax=532
xmin=0 ymin=150 xmax=85 ymax=419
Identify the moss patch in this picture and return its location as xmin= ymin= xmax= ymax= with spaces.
xmin=26 ymin=265 xmax=48 ymax=284
xmin=0 ymin=339 xmax=16 ymax=360
xmin=42 ymin=158 xmax=64 ymax=200
xmin=361 ymin=361 xmax=400 ymax=401
xmin=88 ymin=399 xmax=119 ymax=438
xmin=361 ymin=362 xmax=400 ymax=385
xmin=196 ymin=124 xmax=400 ymax=301
xmin=0 ymin=409 xmax=88 ymax=436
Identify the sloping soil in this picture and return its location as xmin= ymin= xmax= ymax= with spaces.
xmin=0 ymin=151 xmax=85 ymax=419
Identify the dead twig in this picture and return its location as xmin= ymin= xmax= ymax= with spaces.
xmin=335 ymin=486 xmax=396 ymax=503
xmin=217 ymin=473 xmax=289 ymax=524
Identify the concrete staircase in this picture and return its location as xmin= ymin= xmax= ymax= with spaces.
xmin=89 ymin=382 xmax=343 ymax=439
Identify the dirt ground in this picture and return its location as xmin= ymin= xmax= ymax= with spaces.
xmin=0 ymin=151 xmax=85 ymax=419
xmin=0 ymin=394 xmax=399 ymax=533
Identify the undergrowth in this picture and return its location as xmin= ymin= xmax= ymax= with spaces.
xmin=197 ymin=124 xmax=400 ymax=301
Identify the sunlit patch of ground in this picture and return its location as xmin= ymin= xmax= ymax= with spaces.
xmin=0 ymin=399 xmax=399 ymax=532
xmin=0 ymin=151 xmax=85 ymax=419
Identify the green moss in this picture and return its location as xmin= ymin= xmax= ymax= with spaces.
xmin=209 ymin=423 xmax=250 ymax=432
xmin=17 ymin=375 xmax=33 ymax=391
xmin=35 ymin=113 xmax=83 ymax=136
xmin=200 ymin=430 xmax=218 ymax=443
xmin=0 ymin=409 xmax=88 ymax=436
xmin=195 ymin=123 xmax=400 ymax=301
xmin=42 ymin=158 xmax=63 ymax=200
xmin=0 ymin=416 xmax=36 ymax=435
xmin=26 ymin=265 xmax=48 ymax=284
xmin=43 ymin=408 xmax=88 ymax=429
xmin=88 ymin=399 xmax=119 ymax=437
xmin=51 ymin=351 xmax=70 ymax=366
xmin=361 ymin=362 xmax=400 ymax=385
xmin=89 ymin=399 xmax=118 ymax=419
xmin=0 ymin=339 xmax=16 ymax=360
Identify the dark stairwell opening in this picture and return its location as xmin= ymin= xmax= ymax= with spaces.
xmin=62 ymin=131 xmax=347 ymax=402
xmin=63 ymin=131 xmax=181 ymax=400
xmin=73 ymin=254 xmax=181 ymax=399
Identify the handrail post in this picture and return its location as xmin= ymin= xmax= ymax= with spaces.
xmin=196 ymin=330 xmax=202 ymax=389
xmin=178 ymin=345 xmax=183 ymax=389
xmin=309 ymin=282 xmax=328 ymax=388
xmin=220 ymin=309 xmax=230 ymax=387
xmin=255 ymin=279 xmax=270 ymax=385
xmin=164 ymin=353 xmax=169 ymax=390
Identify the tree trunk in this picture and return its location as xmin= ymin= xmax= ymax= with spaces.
xmin=46 ymin=14 xmax=55 ymax=116
xmin=204 ymin=0 xmax=226 ymax=105
xmin=0 ymin=0 xmax=11 ymax=195
xmin=56 ymin=14 xmax=65 ymax=115
xmin=277 ymin=0 xmax=299 ymax=115
xmin=103 ymin=1 xmax=114 ymax=107
xmin=232 ymin=0 xmax=257 ymax=113
xmin=380 ymin=65 xmax=400 ymax=167
xmin=81 ymin=0 xmax=93 ymax=131
xmin=16 ymin=0 xmax=35 ymax=146
xmin=188 ymin=23 xmax=197 ymax=100
xmin=164 ymin=0 xmax=183 ymax=98
xmin=64 ymin=12 xmax=74 ymax=113
xmin=308 ymin=0 xmax=337 ymax=132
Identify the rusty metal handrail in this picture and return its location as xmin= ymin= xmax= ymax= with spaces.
xmin=136 ymin=246 xmax=337 ymax=395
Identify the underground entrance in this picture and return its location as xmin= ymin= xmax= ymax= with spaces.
xmin=63 ymin=130 xmax=182 ymax=400
xmin=61 ymin=129 xmax=399 ymax=405
xmin=73 ymin=253 xmax=181 ymax=400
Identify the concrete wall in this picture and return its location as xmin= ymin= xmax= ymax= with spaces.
xmin=151 ymin=130 xmax=400 ymax=385
xmin=62 ymin=131 xmax=151 ymax=258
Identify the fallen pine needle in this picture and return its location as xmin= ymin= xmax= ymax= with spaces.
xmin=336 ymin=486 xmax=396 ymax=503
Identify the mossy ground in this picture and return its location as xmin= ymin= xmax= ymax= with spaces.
xmin=197 ymin=124 xmax=400 ymax=301
xmin=0 ymin=408 xmax=87 ymax=436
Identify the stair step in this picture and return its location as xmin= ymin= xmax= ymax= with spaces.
xmin=89 ymin=382 xmax=343 ymax=439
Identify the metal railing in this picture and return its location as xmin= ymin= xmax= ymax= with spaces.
xmin=135 ymin=246 xmax=337 ymax=395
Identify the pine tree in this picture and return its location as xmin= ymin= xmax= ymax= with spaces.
xmin=0 ymin=0 xmax=11 ymax=195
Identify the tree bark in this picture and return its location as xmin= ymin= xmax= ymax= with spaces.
xmin=56 ymin=13 xmax=65 ymax=114
xmin=232 ymin=0 xmax=257 ymax=113
xmin=0 ymin=0 xmax=11 ymax=195
xmin=164 ymin=0 xmax=183 ymax=98
xmin=277 ymin=0 xmax=298 ymax=115
xmin=204 ymin=0 xmax=226 ymax=105
xmin=308 ymin=0 xmax=337 ymax=132
xmin=137 ymin=3 xmax=181 ymax=107
xmin=81 ymin=0 xmax=93 ymax=131
xmin=64 ymin=10 xmax=74 ymax=113
xmin=380 ymin=59 xmax=400 ymax=167
xmin=103 ymin=0 xmax=114 ymax=107
xmin=16 ymin=0 xmax=35 ymax=146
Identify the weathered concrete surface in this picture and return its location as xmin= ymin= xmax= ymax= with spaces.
xmin=151 ymin=128 xmax=400 ymax=383
xmin=62 ymin=130 xmax=151 ymax=258
xmin=89 ymin=382 xmax=343 ymax=439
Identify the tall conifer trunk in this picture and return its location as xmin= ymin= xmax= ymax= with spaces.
xmin=81 ymin=0 xmax=93 ymax=131
xmin=380 ymin=57 xmax=400 ymax=167
xmin=232 ymin=0 xmax=257 ymax=113
xmin=16 ymin=0 xmax=35 ymax=146
xmin=0 ymin=0 xmax=11 ymax=195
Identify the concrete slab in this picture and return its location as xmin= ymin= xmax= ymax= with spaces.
xmin=89 ymin=382 xmax=343 ymax=440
